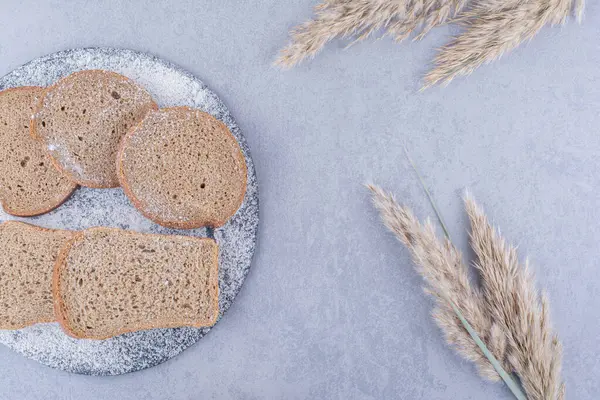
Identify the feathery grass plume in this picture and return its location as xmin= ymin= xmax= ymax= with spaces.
xmin=369 ymin=184 xmax=564 ymax=398
xmin=277 ymin=0 xmax=585 ymax=87
xmin=367 ymin=184 xmax=506 ymax=381
xmin=275 ymin=0 xmax=467 ymax=68
xmin=423 ymin=0 xmax=584 ymax=87
xmin=465 ymin=195 xmax=565 ymax=400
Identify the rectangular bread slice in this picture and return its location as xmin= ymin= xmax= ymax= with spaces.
xmin=53 ymin=227 xmax=219 ymax=339
xmin=0 ymin=221 xmax=74 ymax=329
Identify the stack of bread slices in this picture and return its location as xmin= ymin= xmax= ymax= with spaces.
xmin=0 ymin=70 xmax=247 ymax=339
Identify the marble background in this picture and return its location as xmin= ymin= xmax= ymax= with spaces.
xmin=0 ymin=0 xmax=599 ymax=399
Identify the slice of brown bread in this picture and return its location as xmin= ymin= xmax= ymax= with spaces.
xmin=0 ymin=87 xmax=77 ymax=216
xmin=0 ymin=221 xmax=74 ymax=330
xmin=117 ymin=107 xmax=247 ymax=229
xmin=31 ymin=70 xmax=157 ymax=188
xmin=54 ymin=227 xmax=219 ymax=340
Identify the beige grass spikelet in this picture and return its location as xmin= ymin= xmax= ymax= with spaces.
xmin=465 ymin=195 xmax=565 ymax=400
xmin=276 ymin=0 xmax=466 ymax=68
xmin=423 ymin=0 xmax=581 ymax=87
xmin=369 ymin=184 xmax=566 ymax=397
xmin=277 ymin=0 xmax=585 ymax=88
xmin=368 ymin=184 xmax=505 ymax=381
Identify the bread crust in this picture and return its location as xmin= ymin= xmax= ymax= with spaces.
xmin=0 ymin=220 xmax=74 ymax=330
xmin=53 ymin=227 xmax=219 ymax=340
xmin=30 ymin=70 xmax=158 ymax=188
xmin=116 ymin=106 xmax=247 ymax=229
xmin=0 ymin=86 xmax=78 ymax=216
xmin=1 ymin=188 xmax=76 ymax=217
xmin=52 ymin=231 xmax=83 ymax=338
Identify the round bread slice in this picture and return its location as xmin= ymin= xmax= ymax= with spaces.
xmin=117 ymin=107 xmax=247 ymax=229
xmin=0 ymin=87 xmax=77 ymax=216
xmin=31 ymin=70 xmax=158 ymax=188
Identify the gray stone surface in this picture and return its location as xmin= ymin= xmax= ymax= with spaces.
xmin=0 ymin=0 xmax=598 ymax=398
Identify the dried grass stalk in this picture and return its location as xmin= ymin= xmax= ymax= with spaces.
xmin=368 ymin=184 xmax=504 ymax=381
xmin=275 ymin=0 xmax=467 ymax=68
xmin=369 ymin=185 xmax=565 ymax=399
xmin=465 ymin=195 xmax=565 ymax=400
xmin=277 ymin=0 xmax=585 ymax=87
xmin=424 ymin=0 xmax=583 ymax=87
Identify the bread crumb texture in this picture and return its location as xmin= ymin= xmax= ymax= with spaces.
xmin=0 ymin=87 xmax=76 ymax=216
xmin=0 ymin=221 xmax=73 ymax=329
xmin=33 ymin=70 xmax=157 ymax=188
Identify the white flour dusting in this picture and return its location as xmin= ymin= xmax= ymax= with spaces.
xmin=0 ymin=48 xmax=259 ymax=376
